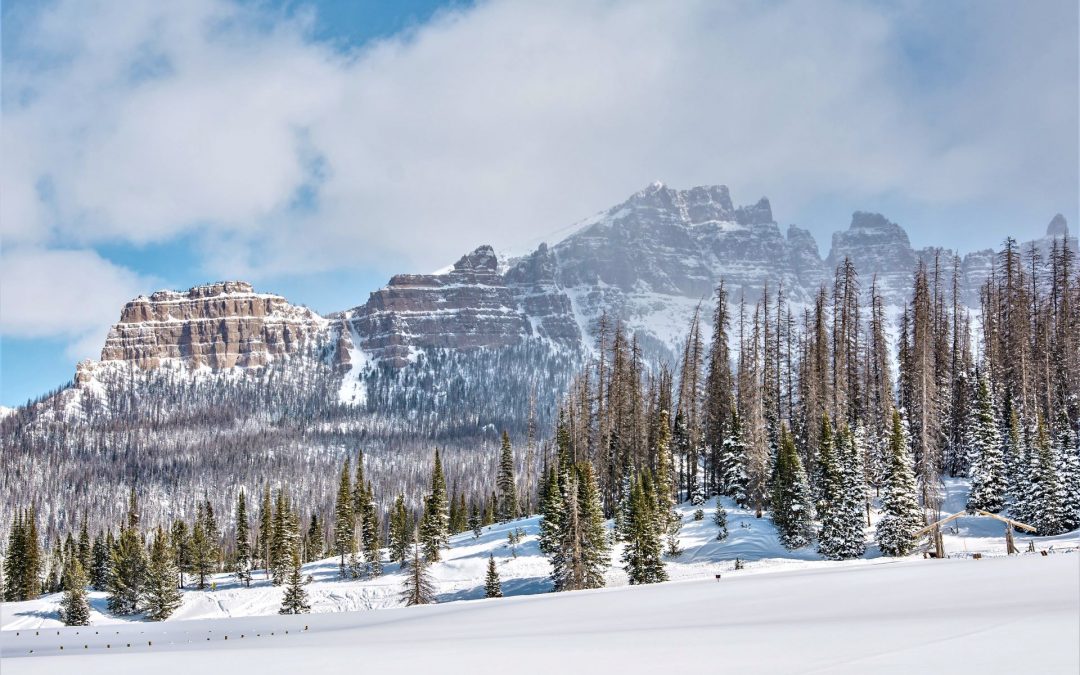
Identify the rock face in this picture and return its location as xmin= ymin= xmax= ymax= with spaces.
xmin=345 ymin=246 xmax=545 ymax=367
xmin=90 ymin=185 xmax=1076 ymax=381
xmin=99 ymin=281 xmax=329 ymax=370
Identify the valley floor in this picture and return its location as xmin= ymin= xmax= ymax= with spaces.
xmin=2 ymin=479 xmax=1078 ymax=672
xmin=1 ymin=554 xmax=1076 ymax=674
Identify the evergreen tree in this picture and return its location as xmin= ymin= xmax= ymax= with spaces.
xmin=305 ymin=512 xmax=324 ymax=563
xmin=107 ymin=522 xmax=147 ymax=615
xmin=59 ymin=559 xmax=91 ymax=626
xmin=538 ymin=466 xmax=562 ymax=554
xmin=235 ymin=489 xmax=252 ymax=587
xmin=621 ymin=473 xmax=667 ymax=585
xmin=389 ymin=494 xmax=411 ymax=564
xmin=1027 ymin=415 xmax=1068 ymax=536
xmin=333 ymin=459 xmax=355 ymax=577
xmin=484 ymin=554 xmax=503 ymax=598
xmin=77 ymin=518 xmax=92 ymax=573
xmin=1055 ymin=418 xmax=1080 ymax=531
xmin=143 ymin=527 xmax=183 ymax=621
xmin=719 ymin=411 xmax=750 ymax=506
xmin=967 ymin=374 xmax=1006 ymax=513
xmin=419 ymin=449 xmax=450 ymax=561
xmin=170 ymin=521 xmax=190 ymax=589
xmin=90 ymin=531 xmax=111 ymax=591
xmin=550 ymin=463 xmax=610 ymax=591
xmin=401 ymin=532 xmax=436 ymax=606
xmin=279 ymin=549 xmax=310 ymax=615
xmin=714 ymin=501 xmax=729 ymax=541
xmin=876 ymin=411 xmax=923 ymax=557
xmin=771 ymin=427 xmax=813 ymax=549
xmin=257 ymin=486 xmax=274 ymax=579
xmin=817 ymin=421 xmax=866 ymax=560
xmin=497 ymin=431 xmax=519 ymax=522
xmin=189 ymin=513 xmax=215 ymax=589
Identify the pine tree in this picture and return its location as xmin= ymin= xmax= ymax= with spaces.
xmin=77 ymin=518 xmax=92 ymax=573
xmin=235 ymin=489 xmax=252 ymax=587
xmin=817 ymin=421 xmax=866 ymax=560
xmin=389 ymin=494 xmax=411 ymax=564
xmin=967 ymin=374 xmax=1006 ymax=513
xmin=189 ymin=511 xmax=215 ymax=590
xmin=419 ymin=449 xmax=450 ymax=561
xmin=876 ymin=411 xmax=923 ymax=556
xmin=107 ymin=522 xmax=147 ymax=615
xmin=484 ymin=554 xmax=503 ymax=598
xmin=305 ymin=512 xmax=324 ymax=563
xmin=1055 ymin=417 xmax=1080 ymax=530
xmin=714 ymin=501 xmax=729 ymax=541
xmin=143 ymin=527 xmax=183 ymax=621
xmin=333 ymin=459 xmax=354 ymax=577
xmin=279 ymin=547 xmax=310 ymax=615
xmin=91 ymin=531 xmax=111 ymax=591
xmin=170 ymin=521 xmax=190 ymax=589
xmin=621 ymin=473 xmax=667 ymax=585
xmin=59 ymin=559 xmax=91 ymax=626
xmin=538 ymin=465 xmax=563 ymax=555
xmin=401 ymin=532 xmax=436 ymax=606
xmin=771 ymin=427 xmax=813 ymax=549
xmin=257 ymin=486 xmax=273 ymax=579
xmin=497 ymin=431 xmax=519 ymax=522
xmin=1027 ymin=415 xmax=1068 ymax=536
xmin=550 ymin=463 xmax=610 ymax=592
xmin=719 ymin=411 xmax=749 ymax=506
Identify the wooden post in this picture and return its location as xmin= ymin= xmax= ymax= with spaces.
xmin=934 ymin=525 xmax=945 ymax=559
xmin=1005 ymin=524 xmax=1017 ymax=555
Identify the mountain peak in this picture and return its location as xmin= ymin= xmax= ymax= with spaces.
xmin=1047 ymin=213 xmax=1069 ymax=237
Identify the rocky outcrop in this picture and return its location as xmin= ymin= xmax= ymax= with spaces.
xmin=99 ymin=281 xmax=329 ymax=370
xmin=345 ymin=246 xmax=537 ymax=367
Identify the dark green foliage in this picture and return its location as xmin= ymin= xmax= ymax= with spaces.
xmin=235 ymin=489 xmax=252 ymax=586
xmin=279 ymin=550 xmax=310 ymax=615
xmin=875 ymin=411 xmax=923 ymax=556
xmin=144 ymin=527 xmax=183 ymax=621
xmin=967 ymin=375 xmax=1005 ymax=513
xmin=107 ymin=522 xmax=147 ymax=615
xmin=3 ymin=507 xmax=42 ymax=601
xmin=771 ymin=427 xmax=813 ymax=549
xmin=401 ymin=533 xmax=436 ymax=606
xmin=621 ymin=472 xmax=667 ymax=585
xmin=388 ymin=494 xmax=411 ymax=564
xmin=497 ymin=431 xmax=519 ymax=522
xmin=419 ymin=449 xmax=449 ymax=562
xmin=484 ymin=554 xmax=503 ymax=598
xmin=60 ymin=559 xmax=91 ymax=626
xmin=333 ymin=459 xmax=355 ymax=577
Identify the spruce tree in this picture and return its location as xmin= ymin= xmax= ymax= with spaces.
xmin=621 ymin=473 xmax=667 ymax=585
xmin=189 ymin=515 xmax=214 ymax=590
xmin=258 ymin=486 xmax=274 ymax=579
xmin=714 ymin=501 xmax=729 ymax=541
xmin=1053 ymin=413 xmax=1080 ymax=530
xmin=91 ymin=531 xmax=111 ymax=591
xmin=1028 ymin=415 xmax=1067 ymax=536
xmin=279 ymin=549 xmax=310 ymax=615
xmin=817 ymin=421 xmax=866 ymax=560
xmin=550 ymin=463 xmax=610 ymax=591
xmin=419 ymin=449 xmax=450 ymax=561
xmin=484 ymin=554 xmax=503 ymax=598
xmin=771 ymin=427 xmax=813 ymax=549
xmin=333 ymin=459 xmax=355 ymax=577
xmin=389 ymin=495 xmax=411 ymax=564
xmin=967 ymin=374 xmax=1006 ymax=513
xmin=235 ymin=489 xmax=252 ymax=587
xmin=59 ymin=559 xmax=91 ymax=626
xmin=305 ymin=512 xmax=324 ymax=563
xmin=876 ymin=411 xmax=923 ymax=556
xmin=401 ymin=532 xmax=436 ymax=606
xmin=497 ymin=431 xmax=519 ymax=522
xmin=107 ymin=522 xmax=147 ymax=615
xmin=720 ymin=411 xmax=750 ymax=506
xmin=143 ymin=527 xmax=183 ymax=621
xmin=170 ymin=521 xmax=190 ymax=589
xmin=77 ymin=518 xmax=92 ymax=573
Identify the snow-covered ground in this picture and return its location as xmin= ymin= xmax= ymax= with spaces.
xmin=2 ymin=553 xmax=1076 ymax=673
xmin=2 ymin=481 xmax=1077 ymax=671
xmin=3 ymin=481 xmax=1078 ymax=631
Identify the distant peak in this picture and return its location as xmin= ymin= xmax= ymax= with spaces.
xmin=1047 ymin=213 xmax=1069 ymax=237
xmin=735 ymin=197 xmax=773 ymax=225
xmin=453 ymin=245 xmax=499 ymax=273
xmin=849 ymin=211 xmax=897 ymax=232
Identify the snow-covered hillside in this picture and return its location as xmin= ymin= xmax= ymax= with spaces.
xmin=3 ymin=481 xmax=1077 ymax=632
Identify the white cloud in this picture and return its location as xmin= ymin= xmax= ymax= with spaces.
xmin=0 ymin=247 xmax=154 ymax=359
xmin=1 ymin=0 xmax=1076 ymax=339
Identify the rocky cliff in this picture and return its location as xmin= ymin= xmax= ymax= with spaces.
xmin=96 ymin=281 xmax=331 ymax=371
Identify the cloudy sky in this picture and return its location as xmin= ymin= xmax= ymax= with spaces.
xmin=1 ymin=0 xmax=1077 ymax=406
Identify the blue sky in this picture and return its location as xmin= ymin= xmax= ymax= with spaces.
xmin=1 ymin=0 xmax=1077 ymax=406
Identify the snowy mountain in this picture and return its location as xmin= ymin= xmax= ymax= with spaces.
xmin=1 ymin=183 xmax=1075 ymax=533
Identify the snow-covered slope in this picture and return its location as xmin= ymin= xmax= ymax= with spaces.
xmin=2 ymin=553 xmax=1076 ymax=674
xmin=4 ymin=482 xmax=1077 ymax=632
